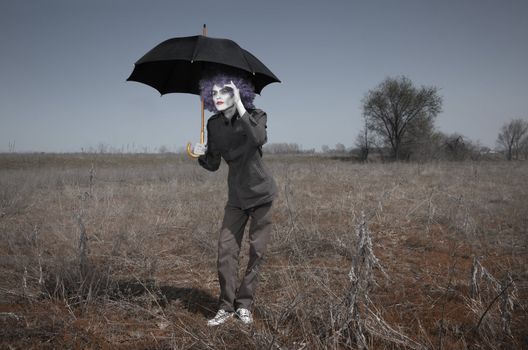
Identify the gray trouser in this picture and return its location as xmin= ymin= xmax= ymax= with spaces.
xmin=217 ymin=201 xmax=273 ymax=312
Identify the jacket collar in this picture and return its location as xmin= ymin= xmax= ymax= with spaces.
xmin=221 ymin=110 xmax=240 ymax=126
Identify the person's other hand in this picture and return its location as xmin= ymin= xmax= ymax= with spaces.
xmin=194 ymin=143 xmax=206 ymax=155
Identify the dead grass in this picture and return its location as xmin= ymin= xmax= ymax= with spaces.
xmin=0 ymin=153 xmax=527 ymax=349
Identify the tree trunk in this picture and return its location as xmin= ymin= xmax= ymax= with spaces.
xmin=394 ymin=135 xmax=401 ymax=161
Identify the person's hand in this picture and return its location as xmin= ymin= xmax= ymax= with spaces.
xmin=194 ymin=143 xmax=206 ymax=155
xmin=225 ymin=81 xmax=246 ymax=116
xmin=225 ymin=81 xmax=241 ymax=104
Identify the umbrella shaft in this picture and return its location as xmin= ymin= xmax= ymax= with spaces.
xmin=200 ymin=23 xmax=207 ymax=144
xmin=201 ymin=97 xmax=205 ymax=143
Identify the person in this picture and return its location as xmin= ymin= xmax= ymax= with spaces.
xmin=194 ymin=72 xmax=277 ymax=326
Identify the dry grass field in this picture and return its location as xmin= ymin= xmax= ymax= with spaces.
xmin=0 ymin=153 xmax=527 ymax=349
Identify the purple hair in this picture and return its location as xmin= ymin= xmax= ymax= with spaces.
xmin=199 ymin=72 xmax=256 ymax=112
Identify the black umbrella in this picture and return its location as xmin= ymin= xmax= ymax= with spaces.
xmin=126 ymin=35 xmax=280 ymax=95
xmin=126 ymin=25 xmax=280 ymax=158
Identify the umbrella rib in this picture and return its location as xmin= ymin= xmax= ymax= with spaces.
xmin=241 ymin=50 xmax=255 ymax=75
xmin=191 ymin=36 xmax=203 ymax=62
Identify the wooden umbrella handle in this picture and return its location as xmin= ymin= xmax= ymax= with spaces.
xmin=185 ymin=97 xmax=205 ymax=158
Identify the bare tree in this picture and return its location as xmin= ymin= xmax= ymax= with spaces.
xmin=335 ymin=143 xmax=346 ymax=153
xmin=354 ymin=117 xmax=372 ymax=162
xmin=441 ymin=133 xmax=483 ymax=161
xmin=362 ymin=76 xmax=442 ymax=160
xmin=521 ymin=135 xmax=528 ymax=160
xmin=8 ymin=140 xmax=16 ymax=153
xmin=401 ymin=111 xmax=436 ymax=161
xmin=496 ymin=118 xmax=528 ymax=160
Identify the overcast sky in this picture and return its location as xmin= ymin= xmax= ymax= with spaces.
xmin=1 ymin=0 xmax=527 ymax=152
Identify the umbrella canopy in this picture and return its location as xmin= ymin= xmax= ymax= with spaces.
xmin=126 ymin=35 xmax=280 ymax=95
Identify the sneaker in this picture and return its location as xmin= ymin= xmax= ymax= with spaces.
xmin=207 ymin=309 xmax=233 ymax=326
xmin=236 ymin=308 xmax=253 ymax=325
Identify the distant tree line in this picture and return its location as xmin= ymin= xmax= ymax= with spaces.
xmin=353 ymin=76 xmax=528 ymax=162
xmin=263 ymin=143 xmax=315 ymax=154
xmin=320 ymin=143 xmax=347 ymax=154
xmin=34 ymin=75 xmax=526 ymax=160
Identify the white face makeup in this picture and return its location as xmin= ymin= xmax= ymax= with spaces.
xmin=212 ymin=84 xmax=235 ymax=112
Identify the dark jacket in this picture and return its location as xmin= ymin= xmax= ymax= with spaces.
xmin=198 ymin=108 xmax=277 ymax=210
